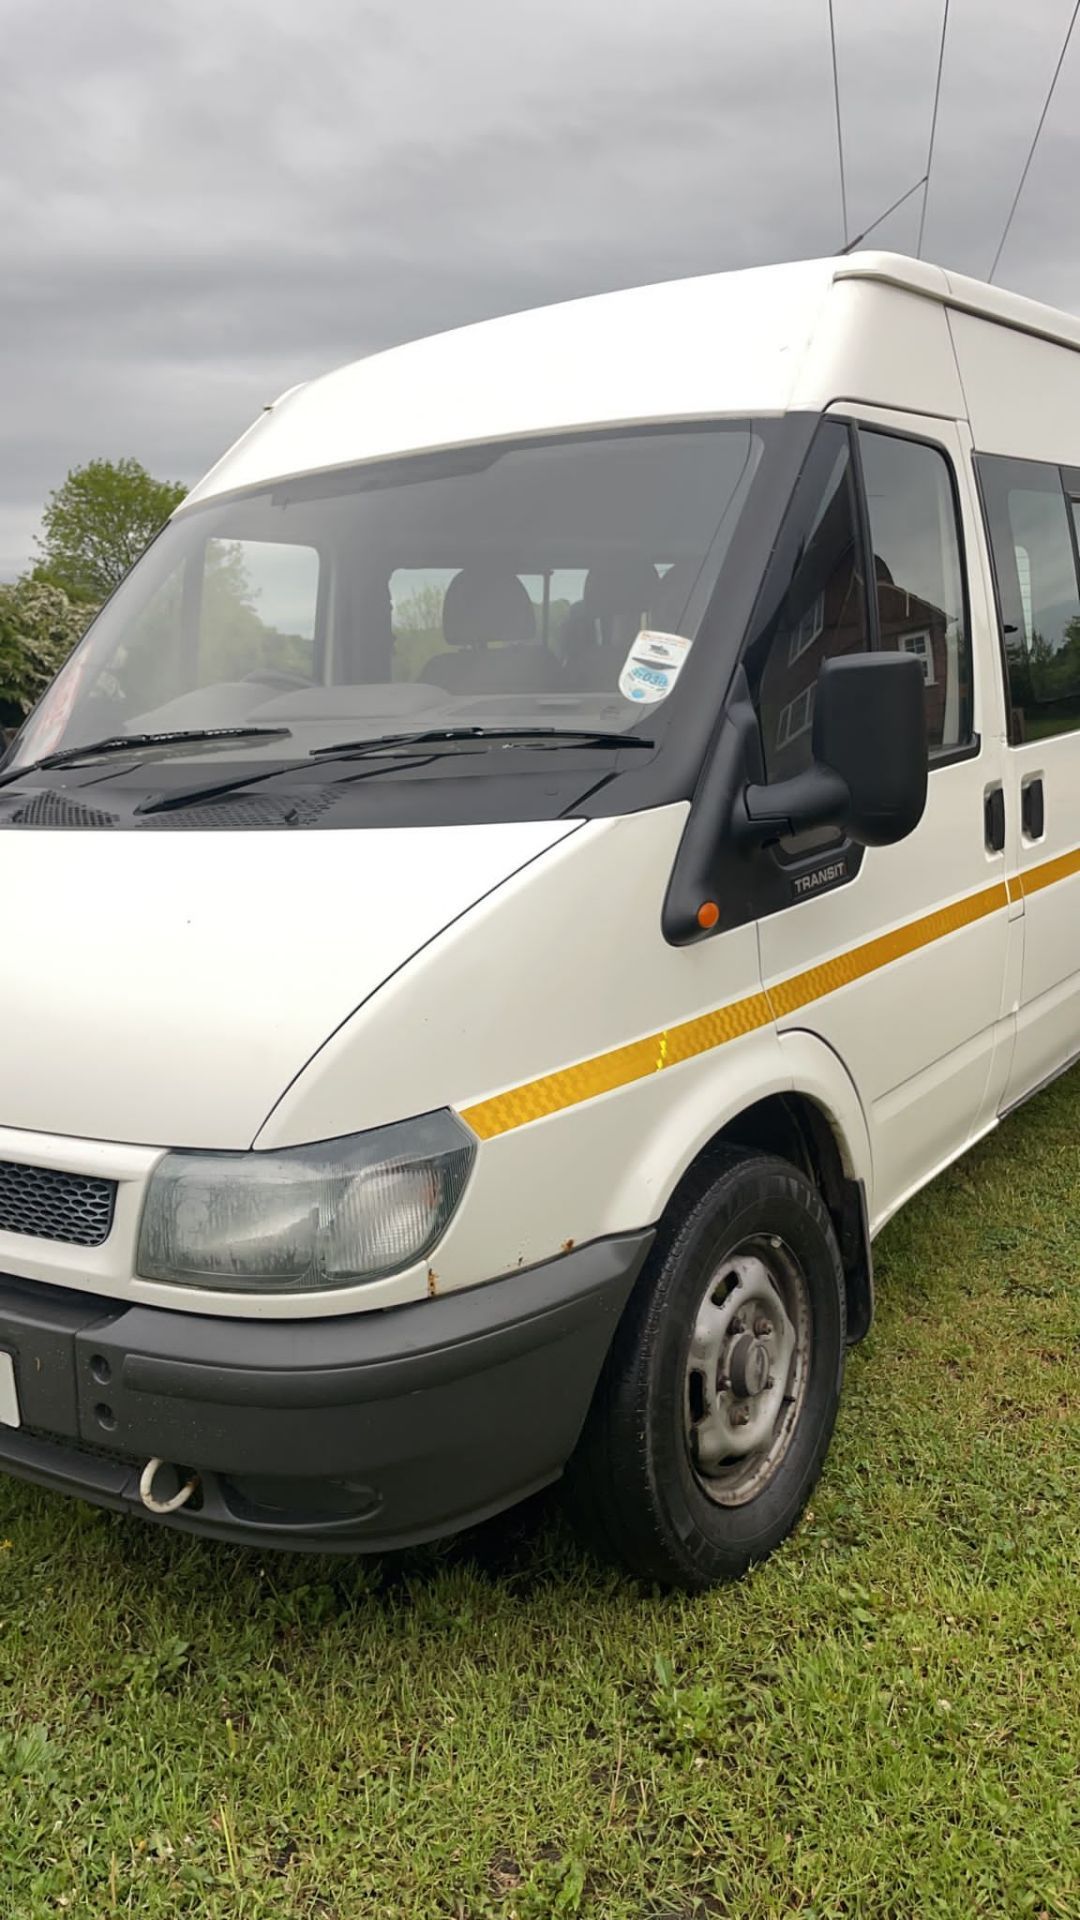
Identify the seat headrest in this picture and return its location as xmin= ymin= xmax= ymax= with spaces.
xmin=442 ymin=567 xmax=537 ymax=648
xmin=582 ymin=557 xmax=660 ymax=621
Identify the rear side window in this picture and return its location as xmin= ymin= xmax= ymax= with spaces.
xmin=978 ymin=456 xmax=1080 ymax=742
xmin=858 ymin=430 xmax=972 ymax=754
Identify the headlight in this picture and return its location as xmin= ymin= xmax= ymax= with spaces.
xmin=137 ymin=1111 xmax=476 ymax=1293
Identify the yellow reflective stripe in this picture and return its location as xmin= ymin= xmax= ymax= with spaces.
xmin=766 ymin=880 xmax=1009 ymax=1019
xmin=1013 ymin=841 xmax=1080 ymax=900
xmin=462 ymin=989 xmax=775 ymax=1140
xmin=459 ymin=871 xmax=1023 ymax=1144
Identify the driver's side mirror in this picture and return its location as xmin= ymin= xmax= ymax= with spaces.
xmin=737 ymin=652 xmax=928 ymax=849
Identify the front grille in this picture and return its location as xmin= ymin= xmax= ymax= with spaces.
xmin=0 ymin=1160 xmax=116 ymax=1247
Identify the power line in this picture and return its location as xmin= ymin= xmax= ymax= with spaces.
xmin=840 ymin=173 xmax=929 ymax=254
xmin=827 ymin=0 xmax=849 ymax=248
xmin=989 ymin=0 xmax=1080 ymax=282
xmin=917 ymin=0 xmax=951 ymax=259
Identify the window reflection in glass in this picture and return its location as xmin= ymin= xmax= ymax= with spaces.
xmin=859 ymin=431 xmax=969 ymax=752
xmin=753 ymin=430 xmax=869 ymax=788
xmin=980 ymin=457 xmax=1080 ymax=742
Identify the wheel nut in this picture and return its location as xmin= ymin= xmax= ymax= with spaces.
xmin=731 ymin=1405 xmax=750 ymax=1426
xmin=754 ymin=1317 xmax=773 ymax=1337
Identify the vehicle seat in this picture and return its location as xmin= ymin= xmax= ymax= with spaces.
xmin=420 ymin=567 xmax=561 ymax=694
xmin=558 ymin=557 xmax=660 ymax=689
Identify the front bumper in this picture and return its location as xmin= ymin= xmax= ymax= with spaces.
xmin=0 ymin=1232 xmax=652 ymax=1552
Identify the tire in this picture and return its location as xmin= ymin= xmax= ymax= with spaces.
xmin=565 ymin=1147 xmax=846 ymax=1590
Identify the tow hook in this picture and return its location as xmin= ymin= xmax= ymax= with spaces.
xmin=139 ymin=1456 xmax=200 ymax=1515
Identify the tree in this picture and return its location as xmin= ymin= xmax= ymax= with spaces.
xmin=35 ymin=458 xmax=187 ymax=603
xmin=0 ymin=579 xmax=93 ymax=729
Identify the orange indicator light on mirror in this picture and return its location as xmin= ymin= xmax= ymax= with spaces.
xmin=697 ymin=900 xmax=720 ymax=930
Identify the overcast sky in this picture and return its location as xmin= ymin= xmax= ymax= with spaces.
xmin=3 ymin=0 xmax=1079 ymax=579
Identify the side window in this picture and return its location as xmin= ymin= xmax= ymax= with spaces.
xmin=978 ymin=456 xmax=1080 ymax=742
xmin=199 ymin=539 xmax=320 ymax=683
xmin=390 ymin=568 xmax=457 ymax=682
xmin=746 ymin=422 xmax=870 ymax=793
xmin=858 ymin=431 xmax=972 ymax=753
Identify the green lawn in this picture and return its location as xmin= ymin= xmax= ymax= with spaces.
xmin=2 ymin=1075 xmax=1080 ymax=1920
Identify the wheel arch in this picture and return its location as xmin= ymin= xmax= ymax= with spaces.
xmin=643 ymin=1030 xmax=875 ymax=1343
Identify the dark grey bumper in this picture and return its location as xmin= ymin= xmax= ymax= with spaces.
xmin=0 ymin=1232 xmax=652 ymax=1552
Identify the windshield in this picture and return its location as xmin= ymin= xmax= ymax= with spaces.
xmin=10 ymin=425 xmax=765 ymax=771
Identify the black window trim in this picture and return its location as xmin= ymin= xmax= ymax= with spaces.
xmin=1063 ymin=466 xmax=1080 ymax=604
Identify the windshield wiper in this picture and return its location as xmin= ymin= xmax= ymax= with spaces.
xmin=133 ymin=725 xmax=653 ymax=817
xmin=308 ymin=726 xmax=654 ymax=760
xmin=0 ymin=726 xmax=292 ymax=787
xmin=134 ymin=752 xmax=435 ymax=817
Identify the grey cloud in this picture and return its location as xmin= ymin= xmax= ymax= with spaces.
xmin=2 ymin=0 xmax=1078 ymax=576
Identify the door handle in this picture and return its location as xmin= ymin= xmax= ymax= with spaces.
xmin=985 ymin=785 xmax=1005 ymax=853
xmin=1022 ymin=777 xmax=1045 ymax=840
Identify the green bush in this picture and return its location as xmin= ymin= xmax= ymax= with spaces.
xmin=0 ymin=578 xmax=93 ymax=729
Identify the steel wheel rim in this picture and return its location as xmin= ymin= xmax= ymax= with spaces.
xmin=683 ymin=1234 xmax=812 ymax=1507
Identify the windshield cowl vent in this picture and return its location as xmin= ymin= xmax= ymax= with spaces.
xmin=0 ymin=791 xmax=118 ymax=830
xmin=137 ymin=791 xmax=338 ymax=830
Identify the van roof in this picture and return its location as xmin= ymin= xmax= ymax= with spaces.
xmin=834 ymin=250 xmax=1080 ymax=352
xmin=185 ymin=252 xmax=1080 ymax=507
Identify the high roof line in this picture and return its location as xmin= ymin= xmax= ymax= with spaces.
xmin=180 ymin=251 xmax=1080 ymax=511
xmin=834 ymin=252 xmax=1080 ymax=354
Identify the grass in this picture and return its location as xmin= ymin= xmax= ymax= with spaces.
xmin=2 ymin=1075 xmax=1080 ymax=1920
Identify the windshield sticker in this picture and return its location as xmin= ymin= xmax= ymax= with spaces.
xmin=618 ymin=630 xmax=693 ymax=705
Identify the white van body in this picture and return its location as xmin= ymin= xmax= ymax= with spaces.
xmin=1 ymin=251 xmax=1079 ymax=1584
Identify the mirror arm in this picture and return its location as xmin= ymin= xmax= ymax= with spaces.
xmin=732 ymin=765 xmax=851 ymax=846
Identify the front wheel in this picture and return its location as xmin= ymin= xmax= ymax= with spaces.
xmin=566 ymin=1148 xmax=846 ymax=1590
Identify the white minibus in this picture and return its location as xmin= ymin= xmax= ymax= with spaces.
xmin=1 ymin=250 xmax=1078 ymax=1587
